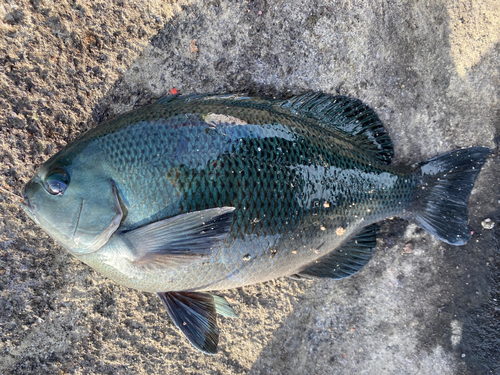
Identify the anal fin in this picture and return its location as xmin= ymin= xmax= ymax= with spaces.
xmin=291 ymin=224 xmax=379 ymax=280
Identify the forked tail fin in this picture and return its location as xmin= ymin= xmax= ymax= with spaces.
xmin=411 ymin=147 xmax=490 ymax=245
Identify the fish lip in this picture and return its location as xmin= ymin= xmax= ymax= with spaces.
xmin=20 ymin=202 xmax=39 ymax=225
xmin=21 ymin=186 xmax=30 ymax=207
xmin=20 ymin=191 xmax=39 ymax=224
xmin=20 ymin=198 xmax=29 ymax=210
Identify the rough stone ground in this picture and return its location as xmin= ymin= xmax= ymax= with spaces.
xmin=1 ymin=0 xmax=499 ymax=374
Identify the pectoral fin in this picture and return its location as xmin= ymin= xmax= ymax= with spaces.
xmin=157 ymin=292 xmax=236 ymax=354
xmin=290 ymin=224 xmax=379 ymax=280
xmin=121 ymin=207 xmax=235 ymax=268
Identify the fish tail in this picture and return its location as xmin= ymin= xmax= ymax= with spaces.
xmin=410 ymin=147 xmax=490 ymax=245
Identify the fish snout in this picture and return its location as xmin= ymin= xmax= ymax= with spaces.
xmin=22 ymin=189 xmax=30 ymax=209
xmin=20 ymin=184 xmax=39 ymax=223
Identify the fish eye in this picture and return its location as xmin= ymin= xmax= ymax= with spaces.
xmin=44 ymin=168 xmax=70 ymax=196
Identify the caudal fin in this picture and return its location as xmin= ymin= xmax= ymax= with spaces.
xmin=411 ymin=147 xmax=490 ymax=245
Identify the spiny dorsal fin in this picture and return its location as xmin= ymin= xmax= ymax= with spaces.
xmin=276 ymin=92 xmax=394 ymax=164
xmin=154 ymin=93 xmax=181 ymax=105
xmin=154 ymin=92 xmax=393 ymax=164
xmin=155 ymin=93 xmax=254 ymax=105
xmin=290 ymin=224 xmax=379 ymax=280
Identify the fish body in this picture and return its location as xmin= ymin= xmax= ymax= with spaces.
xmin=22 ymin=92 xmax=489 ymax=353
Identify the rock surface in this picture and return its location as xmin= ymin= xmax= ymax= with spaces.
xmin=1 ymin=0 xmax=499 ymax=374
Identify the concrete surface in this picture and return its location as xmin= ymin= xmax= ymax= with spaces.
xmin=1 ymin=0 xmax=499 ymax=374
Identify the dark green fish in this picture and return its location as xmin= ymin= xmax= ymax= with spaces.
xmin=22 ymin=92 xmax=489 ymax=353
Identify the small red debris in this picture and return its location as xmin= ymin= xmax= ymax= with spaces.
xmin=258 ymin=10 xmax=263 ymax=15
xmin=190 ymin=39 xmax=198 ymax=54
xmin=170 ymin=88 xmax=178 ymax=95
xmin=403 ymin=242 xmax=413 ymax=254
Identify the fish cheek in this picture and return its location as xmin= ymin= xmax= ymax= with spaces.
xmin=67 ymin=178 xmax=123 ymax=254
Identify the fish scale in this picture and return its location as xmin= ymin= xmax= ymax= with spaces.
xmin=22 ymin=92 xmax=490 ymax=354
xmin=71 ymin=101 xmax=415 ymax=291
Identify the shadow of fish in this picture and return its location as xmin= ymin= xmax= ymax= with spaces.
xmin=21 ymin=92 xmax=490 ymax=354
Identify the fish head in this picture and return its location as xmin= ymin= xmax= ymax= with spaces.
xmin=22 ymin=146 xmax=123 ymax=256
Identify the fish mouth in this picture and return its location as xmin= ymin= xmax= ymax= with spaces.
xmin=20 ymin=191 xmax=39 ymax=224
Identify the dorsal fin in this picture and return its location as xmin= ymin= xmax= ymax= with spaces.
xmin=289 ymin=224 xmax=379 ymax=280
xmin=276 ymin=92 xmax=394 ymax=164
xmin=154 ymin=93 xmax=181 ymax=105
xmin=154 ymin=91 xmax=394 ymax=164
xmin=154 ymin=93 xmax=253 ymax=105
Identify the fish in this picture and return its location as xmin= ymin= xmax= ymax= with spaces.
xmin=21 ymin=92 xmax=490 ymax=354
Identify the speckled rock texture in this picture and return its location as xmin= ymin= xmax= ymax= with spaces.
xmin=1 ymin=0 xmax=499 ymax=374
